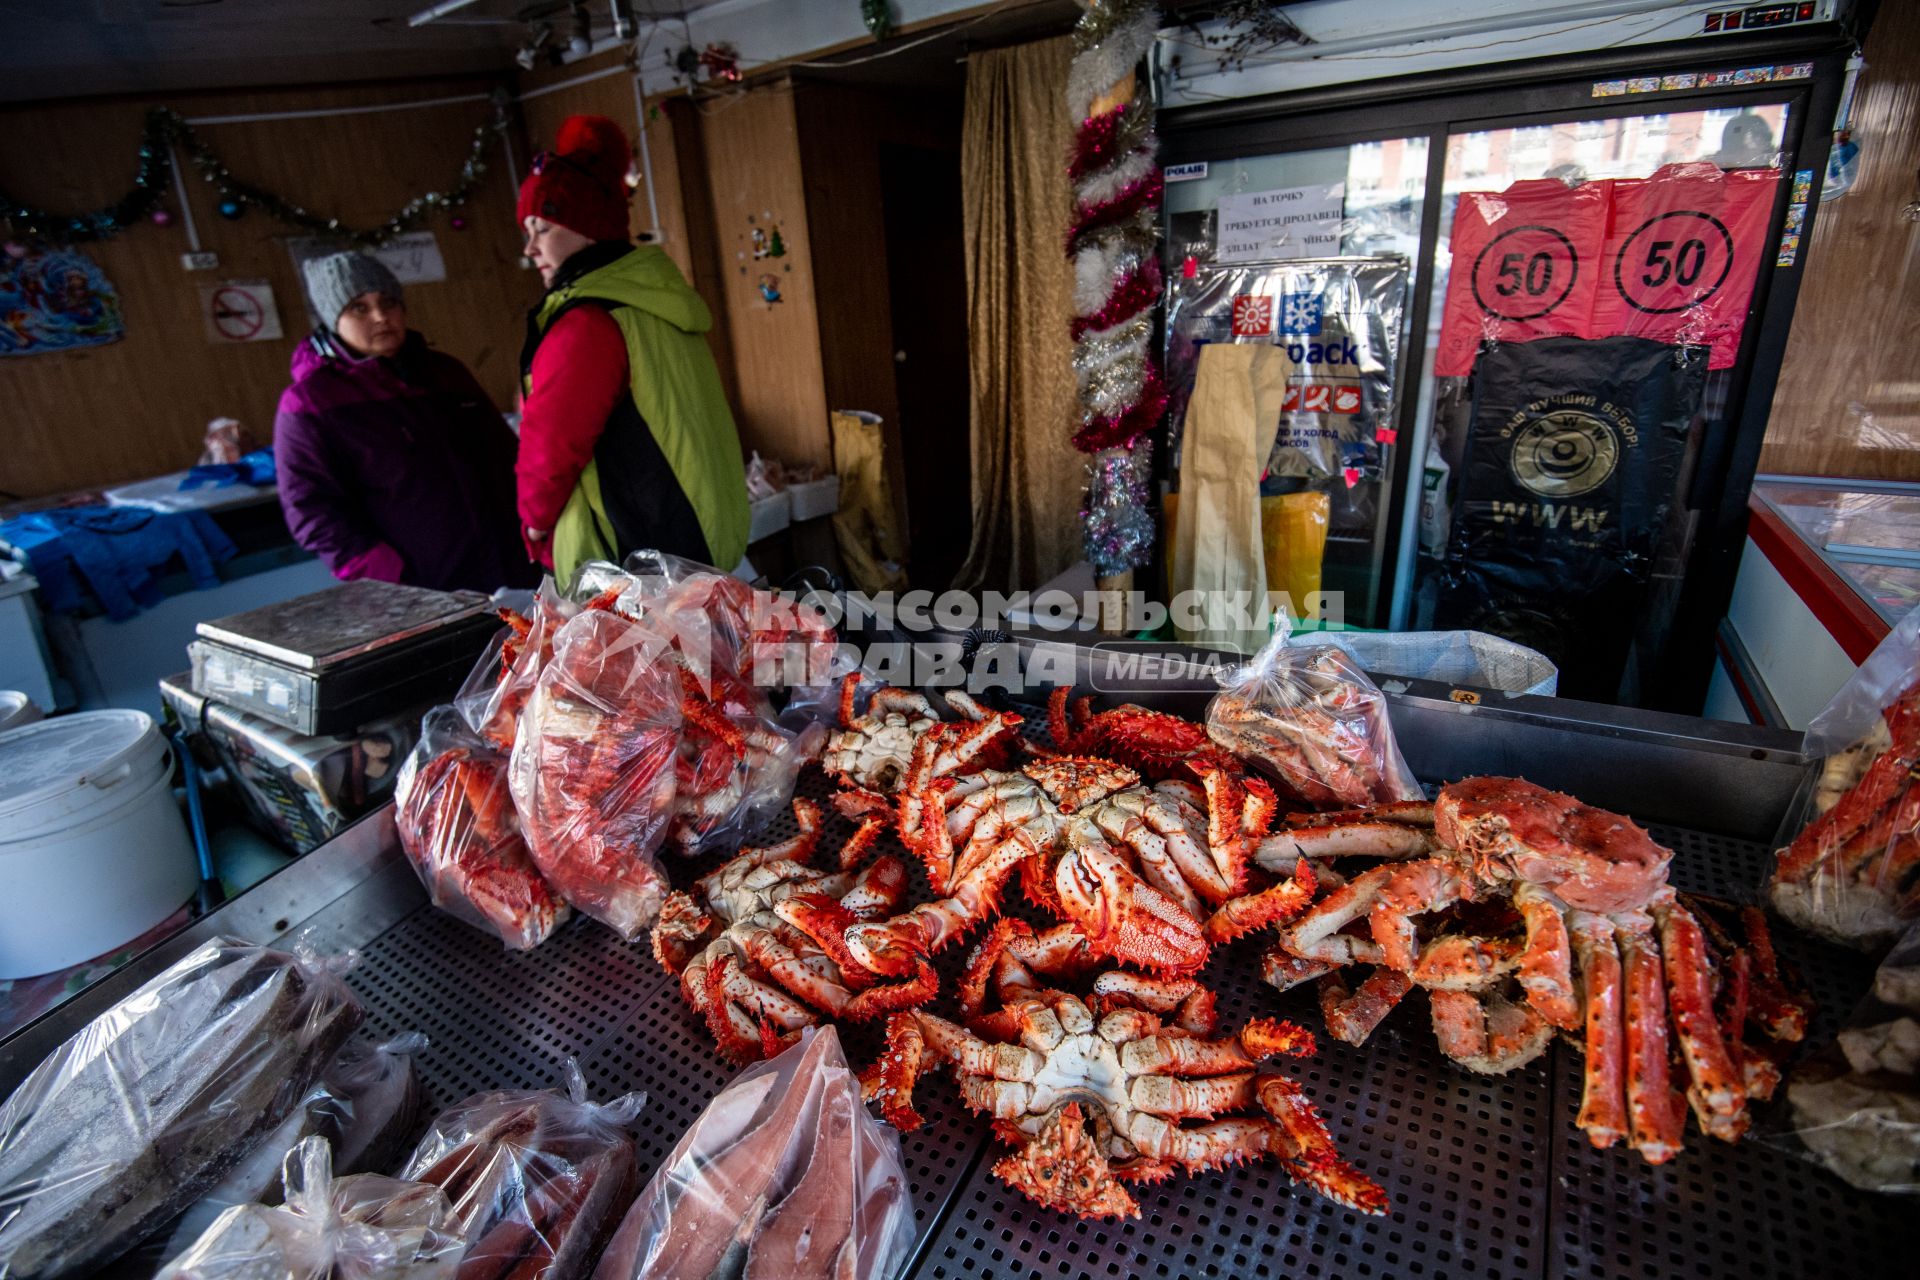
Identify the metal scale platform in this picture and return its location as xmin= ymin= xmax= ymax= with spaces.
xmin=3 ymin=643 xmax=1912 ymax=1280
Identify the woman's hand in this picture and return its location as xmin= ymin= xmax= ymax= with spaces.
xmin=525 ymin=526 xmax=550 ymax=543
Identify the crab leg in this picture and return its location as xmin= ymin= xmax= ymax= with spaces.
xmin=1262 ymin=947 xmax=1337 ymax=992
xmin=1371 ymin=858 xmax=1477 ymax=972
xmin=1316 ymin=968 xmax=1413 ymax=1046
xmin=1427 ymin=988 xmax=1552 ymax=1074
xmin=1120 ymin=1017 xmax=1314 ymax=1076
xmin=1409 ymin=933 xmax=1523 ymax=990
xmin=1092 ymin=971 xmax=1218 ymax=1034
xmin=1775 ymin=685 xmax=1920 ymax=882
xmin=1654 ymin=899 xmax=1748 ymax=1141
xmin=1089 ymin=803 xmax=1209 ymax=921
xmin=1567 ymin=911 xmax=1627 ymax=1149
xmin=1737 ymin=905 xmax=1809 ymax=1042
xmin=1204 ymin=858 xmax=1319 ymax=945
xmin=1254 ymin=1075 xmax=1391 ymax=1215
xmin=1129 ymin=1071 xmax=1259 ymax=1121
xmin=738 ymin=931 xmax=855 ymax=1015
xmin=1256 ymin=821 xmax=1435 ymax=867
xmin=1513 ymin=883 xmax=1580 ymax=1029
xmin=1614 ymin=910 xmax=1684 ymax=1163
xmin=1277 ymin=865 xmax=1395 ymax=964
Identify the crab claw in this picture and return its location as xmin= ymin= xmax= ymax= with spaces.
xmin=863 ymin=1011 xmax=928 ymax=1130
xmin=775 ymin=894 xmax=880 ymax=992
xmin=992 ymin=1102 xmax=1139 ymax=1220
xmin=1204 ymin=858 xmax=1318 ymax=944
xmin=1055 ymin=836 xmax=1209 ymax=976
xmin=839 ymin=921 xmax=940 ymax=1020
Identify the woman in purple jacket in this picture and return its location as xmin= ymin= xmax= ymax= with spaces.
xmin=273 ymin=252 xmax=535 ymax=592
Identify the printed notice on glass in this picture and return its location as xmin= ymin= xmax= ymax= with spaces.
xmin=1215 ymin=183 xmax=1346 ymax=264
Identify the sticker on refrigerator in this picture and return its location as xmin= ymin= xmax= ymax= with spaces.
xmin=1231 ymin=294 xmax=1273 ymax=336
xmin=1165 ymin=161 xmax=1209 ymax=182
xmin=1215 ymin=182 xmax=1346 ymax=263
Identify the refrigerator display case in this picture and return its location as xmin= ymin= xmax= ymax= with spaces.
xmin=1159 ymin=26 xmax=1851 ymax=709
xmin=1752 ymin=475 xmax=1920 ymax=626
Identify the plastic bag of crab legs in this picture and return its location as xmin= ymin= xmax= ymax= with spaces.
xmin=395 ymin=707 xmax=570 ymax=950
xmin=1768 ymin=604 xmax=1920 ymax=951
xmin=1776 ymin=917 xmax=1920 ymax=1193
xmin=454 ymin=579 xmax=584 ymax=752
xmin=1206 ymin=617 xmax=1423 ymax=810
xmin=508 ymin=607 xmax=684 ymax=940
xmin=594 ymin=1025 xmax=913 ymax=1280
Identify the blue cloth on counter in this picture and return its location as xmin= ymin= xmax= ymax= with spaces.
xmin=0 ymin=505 xmax=237 ymax=621
xmin=180 ymin=448 xmax=276 ymax=491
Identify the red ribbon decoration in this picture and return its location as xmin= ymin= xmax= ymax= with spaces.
xmin=1069 ymin=257 xmax=1162 ymax=340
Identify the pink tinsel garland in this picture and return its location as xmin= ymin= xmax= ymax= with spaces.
xmin=1065 ymin=170 xmax=1164 ymax=255
xmin=1070 ymin=258 xmax=1162 ymax=340
xmin=1072 ymin=366 xmax=1166 ymax=453
xmin=1069 ymin=104 xmax=1134 ymax=183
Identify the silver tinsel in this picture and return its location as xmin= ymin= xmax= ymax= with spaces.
xmin=1074 ymin=315 xmax=1152 ymax=419
xmin=1082 ymin=443 xmax=1157 ymax=576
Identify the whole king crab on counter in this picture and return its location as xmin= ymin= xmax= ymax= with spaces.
xmin=862 ymin=918 xmax=1388 ymax=1219
xmin=1255 ymin=776 xmax=1812 ymax=1163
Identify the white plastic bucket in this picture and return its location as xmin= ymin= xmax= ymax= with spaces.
xmin=0 ymin=691 xmax=40 ymax=733
xmin=0 ymin=711 xmax=198 ymax=978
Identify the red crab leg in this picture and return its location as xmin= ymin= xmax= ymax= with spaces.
xmin=1254 ymin=1074 xmax=1391 ymax=1215
xmin=1427 ymin=989 xmax=1552 ymax=1074
xmin=1204 ymin=858 xmax=1318 ymax=944
xmin=1775 ymin=683 xmax=1920 ymax=882
xmin=836 ymin=672 xmax=861 ymax=729
xmin=1278 ymin=865 xmax=1395 ymax=965
xmin=836 ymin=813 xmax=890 ymax=872
xmin=1047 ymin=686 xmax=1074 ymax=747
xmin=1737 ymin=905 xmax=1809 ymax=1042
xmin=1839 ymin=779 xmax=1920 ymax=883
xmin=862 ymin=1011 xmax=929 ymax=1130
xmin=960 ymin=919 xmax=1097 ymax=1020
xmin=1121 ymin=1017 xmax=1314 ymax=1076
xmin=1614 ymin=911 xmax=1684 ymax=1162
xmin=1258 ymin=821 xmax=1436 ymax=866
xmin=1655 ymin=899 xmax=1748 ymax=1142
xmin=1567 ymin=912 xmax=1628 ymax=1148
xmin=1371 ymin=858 xmax=1476 ymax=973
xmin=739 ymin=929 xmax=853 ymax=1015
xmin=1316 ymin=968 xmax=1412 ymax=1046
xmin=1261 ymin=946 xmax=1337 ymax=992
xmin=1513 ymin=883 xmax=1580 ymax=1029
xmin=1092 ymin=971 xmax=1219 ymax=1035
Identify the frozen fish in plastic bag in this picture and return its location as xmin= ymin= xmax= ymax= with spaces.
xmin=399 ymin=1062 xmax=642 ymax=1280
xmin=1207 ymin=617 xmax=1423 ymax=810
xmin=1777 ymin=919 xmax=1920 ymax=1194
xmin=156 ymin=1136 xmax=465 ymax=1280
xmin=595 ymin=1025 xmax=912 ymax=1280
xmin=146 ymin=1033 xmax=429 ymax=1269
xmin=1767 ymin=604 xmax=1920 ymax=951
xmin=0 ymin=938 xmax=362 ymax=1278
xmin=396 ymin=707 xmax=568 ymax=949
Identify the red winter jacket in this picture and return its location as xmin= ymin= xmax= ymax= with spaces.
xmin=515 ymin=304 xmax=629 ymax=568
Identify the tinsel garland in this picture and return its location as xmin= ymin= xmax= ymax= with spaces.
xmin=1 ymin=100 xmax=510 ymax=247
xmin=1067 ymin=0 xmax=1163 ymax=577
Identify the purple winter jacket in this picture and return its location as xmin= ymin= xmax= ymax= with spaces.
xmin=273 ymin=331 xmax=537 ymax=593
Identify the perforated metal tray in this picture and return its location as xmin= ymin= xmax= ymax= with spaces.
xmin=327 ymin=760 xmax=1913 ymax=1280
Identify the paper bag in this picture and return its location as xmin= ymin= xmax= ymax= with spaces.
xmin=1171 ymin=343 xmax=1292 ymax=651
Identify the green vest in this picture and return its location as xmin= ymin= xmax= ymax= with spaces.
xmin=525 ymin=246 xmax=749 ymax=586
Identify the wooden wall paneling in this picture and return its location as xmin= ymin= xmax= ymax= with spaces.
xmin=698 ymin=77 xmax=830 ymax=471
xmin=794 ymin=81 xmax=906 ymax=552
xmin=0 ymin=78 xmax=528 ymax=500
xmin=660 ymin=96 xmax=739 ymax=413
xmin=1760 ymin=2 xmax=1920 ymax=480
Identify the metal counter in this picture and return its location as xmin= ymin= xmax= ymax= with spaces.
xmin=2 ymin=664 xmax=1911 ymax=1279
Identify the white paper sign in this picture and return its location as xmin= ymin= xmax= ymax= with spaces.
xmin=1216 ymin=183 xmax=1346 ymax=263
xmin=200 ymin=280 xmax=283 ymax=343
xmin=372 ymin=231 xmax=447 ymax=284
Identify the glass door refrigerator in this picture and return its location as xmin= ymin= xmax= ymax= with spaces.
xmin=1158 ymin=25 xmax=1851 ymax=707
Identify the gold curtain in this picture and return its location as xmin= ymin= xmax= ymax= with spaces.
xmin=952 ymin=36 xmax=1085 ymax=593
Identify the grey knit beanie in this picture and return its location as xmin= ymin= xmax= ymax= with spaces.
xmin=302 ymin=251 xmax=403 ymax=329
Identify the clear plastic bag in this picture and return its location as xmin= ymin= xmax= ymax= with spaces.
xmin=400 ymin=1063 xmax=643 ymax=1280
xmin=0 ymin=939 xmax=363 ymax=1279
xmin=156 ymin=1136 xmax=466 ymax=1280
xmin=396 ymin=708 xmax=570 ymax=950
xmin=1778 ymin=918 xmax=1920 ymax=1193
xmin=1767 ymin=605 xmax=1920 ymax=951
xmin=456 ymin=581 xmax=580 ymax=752
xmin=508 ymin=608 xmax=682 ymax=939
xmin=150 ymin=1033 xmax=429 ymax=1268
xmin=594 ymin=1026 xmax=912 ymax=1280
xmin=1206 ymin=617 xmax=1423 ymax=810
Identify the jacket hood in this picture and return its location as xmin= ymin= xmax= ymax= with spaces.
xmin=548 ymin=245 xmax=711 ymax=335
xmin=287 ymin=329 xmax=428 ymax=384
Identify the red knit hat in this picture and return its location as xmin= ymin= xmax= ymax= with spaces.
xmin=517 ymin=115 xmax=632 ymax=242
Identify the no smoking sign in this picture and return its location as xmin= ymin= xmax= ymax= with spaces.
xmin=199 ymin=280 xmax=283 ymax=344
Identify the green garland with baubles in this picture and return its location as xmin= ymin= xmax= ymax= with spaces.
xmin=1 ymin=97 xmax=511 ymax=248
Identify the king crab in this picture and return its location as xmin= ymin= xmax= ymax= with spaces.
xmin=1262 ymin=777 xmax=1811 ymax=1162
xmin=861 ymin=918 xmax=1388 ymax=1219
xmin=823 ymin=676 xmax=1022 ymax=819
xmin=651 ymin=799 xmax=929 ymax=1061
